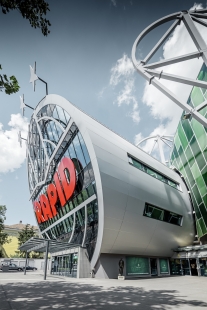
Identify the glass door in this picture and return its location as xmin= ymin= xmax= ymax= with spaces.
xmin=58 ymin=256 xmax=63 ymax=275
xmin=199 ymin=258 xmax=207 ymax=276
xmin=189 ymin=258 xmax=198 ymax=276
xmin=181 ymin=259 xmax=191 ymax=275
xmin=169 ymin=259 xmax=182 ymax=275
xmin=150 ymin=258 xmax=158 ymax=276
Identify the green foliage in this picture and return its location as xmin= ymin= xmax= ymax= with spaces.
xmin=0 ymin=68 xmax=20 ymax=95
xmin=17 ymin=224 xmax=36 ymax=257
xmin=10 ymin=252 xmax=21 ymax=258
xmin=0 ymin=0 xmax=51 ymax=95
xmin=0 ymin=205 xmax=10 ymax=257
xmin=16 ymin=224 xmax=43 ymax=258
xmin=0 ymin=245 xmax=8 ymax=258
xmin=0 ymin=0 xmax=51 ymax=36
xmin=31 ymin=251 xmax=43 ymax=259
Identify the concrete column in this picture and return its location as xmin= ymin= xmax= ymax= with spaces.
xmin=44 ymin=240 xmax=49 ymax=280
xmin=24 ymin=251 xmax=28 ymax=275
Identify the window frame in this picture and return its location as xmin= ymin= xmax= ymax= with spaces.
xmin=128 ymin=154 xmax=180 ymax=191
xmin=143 ymin=202 xmax=183 ymax=226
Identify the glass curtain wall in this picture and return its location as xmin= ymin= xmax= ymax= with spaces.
xmin=169 ymin=258 xmax=191 ymax=275
xmin=170 ymin=64 xmax=207 ymax=239
xmin=29 ymin=104 xmax=99 ymax=262
xmin=85 ymin=200 xmax=99 ymax=260
xmin=36 ymin=124 xmax=96 ymax=233
xmin=70 ymin=207 xmax=85 ymax=244
xmin=199 ymin=257 xmax=207 ymax=276
xmin=51 ymin=253 xmax=78 ymax=278
xmin=169 ymin=259 xmax=182 ymax=275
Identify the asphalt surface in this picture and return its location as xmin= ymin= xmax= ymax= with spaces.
xmin=0 ymin=271 xmax=207 ymax=309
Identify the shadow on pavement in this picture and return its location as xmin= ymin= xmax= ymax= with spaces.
xmin=1 ymin=281 xmax=207 ymax=310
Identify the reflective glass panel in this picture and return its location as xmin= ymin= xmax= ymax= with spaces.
xmin=129 ymin=155 xmax=179 ymax=190
xmin=144 ymin=203 xmax=182 ymax=226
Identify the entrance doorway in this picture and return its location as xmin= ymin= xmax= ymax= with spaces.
xmin=189 ymin=258 xmax=198 ymax=276
xmin=150 ymin=258 xmax=158 ymax=276
xmin=51 ymin=253 xmax=78 ymax=278
xmin=180 ymin=259 xmax=191 ymax=275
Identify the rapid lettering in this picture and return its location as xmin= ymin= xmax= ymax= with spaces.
xmin=33 ymin=157 xmax=76 ymax=223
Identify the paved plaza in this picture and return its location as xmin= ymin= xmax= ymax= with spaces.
xmin=0 ymin=272 xmax=207 ymax=310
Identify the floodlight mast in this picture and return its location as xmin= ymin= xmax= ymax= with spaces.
xmin=132 ymin=9 xmax=207 ymax=128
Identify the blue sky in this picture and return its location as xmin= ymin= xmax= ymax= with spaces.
xmin=0 ymin=0 xmax=206 ymax=225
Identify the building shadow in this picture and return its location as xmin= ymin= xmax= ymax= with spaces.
xmin=1 ymin=280 xmax=207 ymax=310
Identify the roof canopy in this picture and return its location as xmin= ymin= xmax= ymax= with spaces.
xmin=174 ymin=244 xmax=207 ymax=252
xmin=19 ymin=237 xmax=81 ymax=253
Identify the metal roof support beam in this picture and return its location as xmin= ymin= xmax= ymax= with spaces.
xmin=44 ymin=240 xmax=49 ymax=280
xmin=143 ymin=51 xmax=202 ymax=70
xmin=182 ymin=13 xmax=207 ymax=66
xmin=157 ymin=136 xmax=166 ymax=164
xmin=24 ymin=251 xmax=28 ymax=276
xmin=145 ymin=69 xmax=207 ymax=89
xmin=195 ymin=99 xmax=207 ymax=112
xmin=161 ymin=138 xmax=172 ymax=148
xmin=149 ymin=139 xmax=157 ymax=155
xmin=142 ymin=19 xmax=180 ymax=64
xmin=132 ymin=10 xmax=207 ymax=129
xmin=191 ymin=16 xmax=207 ymax=28
xmin=190 ymin=12 xmax=207 ymax=19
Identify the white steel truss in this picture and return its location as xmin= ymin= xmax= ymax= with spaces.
xmin=132 ymin=9 xmax=207 ymax=128
xmin=137 ymin=135 xmax=174 ymax=165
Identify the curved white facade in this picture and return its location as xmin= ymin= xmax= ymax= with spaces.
xmin=27 ymin=94 xmax=195 ymax=272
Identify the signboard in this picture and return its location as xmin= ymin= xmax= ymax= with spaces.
xmin=126 ymin=257 xmax=149 ymax=275
xmin=33 ymin=157 xmax=76 ymax=223
xmin=159 ymin=258 xmax=169 ymax=274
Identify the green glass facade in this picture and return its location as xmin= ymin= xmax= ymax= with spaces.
xmin=159 ymin=259 xmax=169 ymax=274
xmin=126 ymin=257 xmax=149 ymax=275
xmin=170 ymin=63 xmax=207 ymax=238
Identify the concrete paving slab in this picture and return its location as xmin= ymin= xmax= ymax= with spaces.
xmin=0 ymin=272 xmax=207 ymax=309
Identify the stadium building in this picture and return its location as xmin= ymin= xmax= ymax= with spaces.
xmin=20 ymin=8 xmax=207 ymax=279
xmin=170 ymin=64 xmax=207 ymax=277
xmin=25 ymin=93 xmax=199 ymax=279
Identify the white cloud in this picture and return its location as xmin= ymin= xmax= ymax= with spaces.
xmin=116 ymin=79 xmax=135 ymax=106
xmin=110 ymin=54 xmax=134 ymax=86
xmin=141 ymin=4 xmax=206 ymax=140
xmin=98 ymin=87 xmax=106 ymax=99
xmin=130 ymin=102 xmax=140 ymax=123
xmin=134 ymin=132 xmax=144 ymax=145
xmin=0 ymin=113 xmax=28 ymax=173
xmin=110 ymin=54 xmax=140 ymax=123
xmin=111 ymin=0 xmax=117 ymax=7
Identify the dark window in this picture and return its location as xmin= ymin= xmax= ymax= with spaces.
xmin=84 ymin=199 xmax=98 ymax=261
xmin=73 ymin=135 xmax=87 ymax=169
xmin=143 ymin=203 xmax=182 ymax=226
xmin=70 ymin=207 xmax=85 ymax=244
xmin=128 ymin=154 xmax=179 ymax=190
xmin=77 ymin=132 xmax=90 ymax=165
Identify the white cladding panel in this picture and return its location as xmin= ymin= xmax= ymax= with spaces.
xmin=88 ymin=133 xmax=194 ymax=257
xmin=34 ymin=95 xmax=195 ymax=266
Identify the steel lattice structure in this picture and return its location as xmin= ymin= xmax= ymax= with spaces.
xmin=137 ymin=135 xmax=174 ymax=164
xmin=132 ymin=8 xmax=207 ymax=128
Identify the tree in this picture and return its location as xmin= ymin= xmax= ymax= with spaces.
xmin=0 ymin=205 xmax=11 ymax=257
xmin=0 ymin=0 xmax=51 ymax=95
xmin=16 ymin=224 xmax=43 ymax=258
xmin=17 ymin=224 xmax=36 ymax=257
